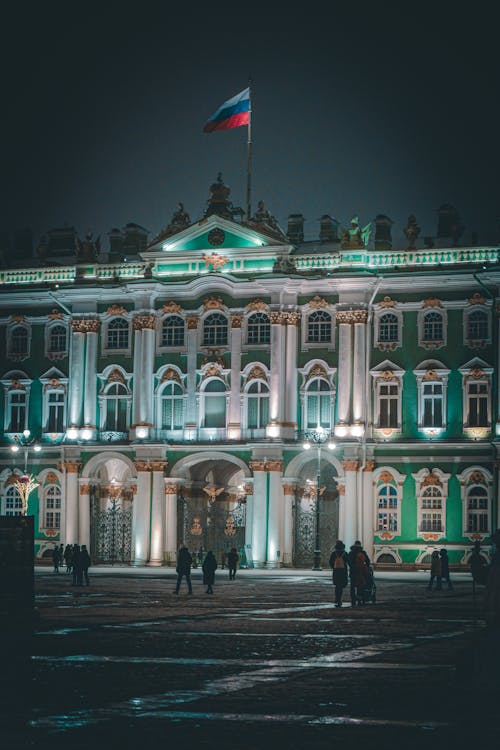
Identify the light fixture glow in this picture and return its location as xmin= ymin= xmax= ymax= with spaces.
xmin=33 ymin=444 xmax=42 ymax=452
xmin=303 ymin=442 xmax=311 ymax=450
xmin=10 ymin=444 xmax=19 ymax=453
xmin=334 ymin=424 xmax=348 ymax=437
xmin=136 ymin=426 xmax=148 ymax=439
xmin=80 ymin=428 xmax=92 ymax=440
xmin=67 ymin=427 xmax=78 ymax=439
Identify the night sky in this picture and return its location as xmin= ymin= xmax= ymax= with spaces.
xmin=2 ymin=7 xmax=499 ymax=250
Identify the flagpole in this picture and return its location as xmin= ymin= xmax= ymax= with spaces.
xmin=246 ymin=77 xmax=252 ymax=221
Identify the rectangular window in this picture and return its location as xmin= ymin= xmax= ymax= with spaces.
xmin=47 ymin=392 xmax=64 ymax=432
xmin=421 ymin=512 xmax=442 ymax=532
xmin=422 ymin=382 xmax=443 ymax=427
xmin=9 ymin=393 xmax=26 ymax=432
xmin=467 ymin=382 xmax=489 ymax=427
xmin=377 ymin=512 xmax=398 ymax=532
xmin=379 ymin=384 xmax=398 ymax=428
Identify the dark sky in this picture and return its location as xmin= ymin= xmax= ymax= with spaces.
xmin=2 ymin=7 xmax=499 ymax=249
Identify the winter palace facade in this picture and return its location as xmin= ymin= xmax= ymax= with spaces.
xmin=1 ymin=178 xmax=499 ymax=568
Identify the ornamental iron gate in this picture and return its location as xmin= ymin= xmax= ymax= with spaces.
xmin=91 ymin=487 xmax=132 ymax=564
xmin=293 ymin=463 xmax=339 ymax=568
xmin=179 ymin=490 xmax=246 ymax=563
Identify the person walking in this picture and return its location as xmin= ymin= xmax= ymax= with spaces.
xmin=202 ymin=550 xmax=218 ymax=594
xmin=71 ymin=544 xmax=83 ymax=586
xmin=221 ymin=550 xmax=226 ymax=569
xmin=428 ymin=549 xmax=442 ymax=590
xmin=347 ymin=540 xmax=371 ymax=605
xmin=470 ymin=541 xmax=488 ymax=585
xmin=80 ymin=544 xmax=91 ymax=586
xmin=52 ymin=545 xmax=61 ymax=573
xmin=440 ymin=548 xmax=453 ymax=590
xmin=174 ymin=545 xmax=193 ymax=594
xmin=64 ymin=544 xmax=73 ymax=574
xmin=329 ymin=540 xmax=349 ymax=607
xmin=227 ymin=547 xmax=239 ymax=580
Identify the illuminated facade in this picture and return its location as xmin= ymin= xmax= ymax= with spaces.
xmin=1 ymin=180 xmax=499 ymax=568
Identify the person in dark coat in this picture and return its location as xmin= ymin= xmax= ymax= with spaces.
xmin=202 ymin=550 xmax=218 ymax=594
xmin=52 ymin=545 xmax=61 ymax=573
xmin=80 ymin=544 xmax=91 ymax=586
xmin=428 ymin=549 xmax=442 ymax=590
xmin=71 ymin=544 xmax=83 ymax=586
xmin=440 ymin=548 xmax=452 ymax=590
xmin=329 ymin=540 xmax=349 ymax=607
xmin=64 ymin=544 xmax=73 ymax=573
xmin=347 ymin=541 xmax=371 ymax=605
xmin=174 ymin=545 xmax=193 ymax=594
xmin=470 ymin=541 xmax=488 ymax=585
xmin=227 ymin=547 xmax=239 ymax=580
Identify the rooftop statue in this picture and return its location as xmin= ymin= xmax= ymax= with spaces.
xmin=340 ymin=216 xmax=371 ymax=249
xmin=76 ymin=232 xmax=100 ymax=262
xmin=404 ymin=214 xmax=420 ymax=249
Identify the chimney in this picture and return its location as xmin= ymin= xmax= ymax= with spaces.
xmin=374 ymin=214 xmax=393 ymax=250
xmin=287 ymin=214 xmax=304 ymax=244
xmin=319 ymin=215 xmax=339 ymax=243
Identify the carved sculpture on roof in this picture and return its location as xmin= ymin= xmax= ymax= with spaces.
xmin=171 ymin=202 xmax=190 ymax=229
xmin=250 ymin=200 xmax=282 ymax=234
xmin=340 ymin=216 xmax=371 ymax=249
xmin=162 ymin=301 xmax=182 ymax=314
xmin=308 ymin=295 xmax=329 ymax=309
xmin=76 ymin=232 xmax=100 ymax=263
xmin=247 ymin=365 xmax=267 ymax=382
xmin=469 ymin=293 xmax=486 ymax=306
xmin=203 ymin=296 xmax=224 ymax=311
xmin=468 ymin=470 xmax=486 ymax=485
xmin=403 ymin=215 xmax=420 ymax=249
xmin=422 ymin=297 xmax=442 ymax=308
xmin=202 ymin=252 xmax=229 ymax=271
xmin=201 ymin=363 xmax=223 ymax=381
xmin=160 ymin=367 xmax=182 ymax=384
xmin=421 ymin=470 xmax=443 ymax=488
xmin=107 ymin=368 xmax=126 ymax=384
xmin=307 ymin=363 xmax=328 ymax=380
xmin=204 ymin=173 xmax=243 ymax=221
xmin=379 ymin=296 xmax=397 ymax=308
xmin=246 ymin=299 xmax=268 ymax=312
xmin=106 ymin=304 xmax=127 ymax=316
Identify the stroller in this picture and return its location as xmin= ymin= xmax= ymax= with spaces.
xmin=358 ymin=567 xmax=377 ymax=605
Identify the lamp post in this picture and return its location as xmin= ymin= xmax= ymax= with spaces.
xmin=10 ymin=429 xmax=41 ymax=515
xmin=303 ymin=427 xmax=336 ymax=570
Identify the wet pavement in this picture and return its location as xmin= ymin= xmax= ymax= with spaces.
xmin=3 ymin=567 xmax=499 ymax=748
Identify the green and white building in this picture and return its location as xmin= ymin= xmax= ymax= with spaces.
xmin=1 ymin=177 xmax=499 ymax=568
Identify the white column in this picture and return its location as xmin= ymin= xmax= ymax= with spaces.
xmin=250 ymin=462 xmax=268 ymax=567
xmin=132 ymin=463 xmax=151 ymax=565
xmin=140 ymin=321 xmax=155 ymax=427
xmin=352 ymin=319 xmax=367 ymax=424
xmin=266 ymin=462 xmax=284 ymax=568
xmin=268 ymin=312 xmax=286 ymax=432
xmin=342 ymin=461 xmax=359 ymax=547
xmin=131 ymin=323 xmax=143 ymax=427
xmin=149 ymin=463 xmax=166 ymax=566
xmin=362 ymin=462 xmax=375 ymax=561
xmin=337 ymin=483 xmax=346 ymax=545
xmin=185 ymin=316 xmax=199 ymax=430
xmin=165 ymin=482 xmax=179 ymax=565
xmin=284 ymin=314 xmax=299 ymax=436
xmin=243 ymin=480 xmax=254 ymax=554
xmin=83 ymin=327 xmax=98 ymax=429
xmin=78 ymin=483 xmax=90 ymax=551
xmin=336 ymin=316 xmax=352 ymax=427
xmin=228 ymin=315 xmax=243 ymax=437
xmin=64 ymin=462 xmax=80 ymax=544
xmin=282 ymin=482 xmax=296 ymax=567
xmin=68 ymin=325 xmax=85 ymax=427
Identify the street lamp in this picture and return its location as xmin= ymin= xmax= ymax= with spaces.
xmin=10 ymin=430 xmax=41 ymax=515
xmin=303 ymin=427 xmax=336 ymax=570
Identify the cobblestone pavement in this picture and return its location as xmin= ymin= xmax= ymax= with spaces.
xmin=3 ymin=568 xmax=498 ymax=749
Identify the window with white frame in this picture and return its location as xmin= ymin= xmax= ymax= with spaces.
xmin=305 ymin=378 xmax=333 ymax=430
xmin=161 ymin=315 xmax=185 ymax=347
xmin=48 ymin=325 xmax=68 ymax=355
xmin=466 ymin=485 xmax=489 ymax=533
xmin=103 ymin=382 xmax=129 ymax=431
xmin=46 ymin=390 xmax=65 ymax=433
xmin=378 ymin=313 xmax=399 ymax=344
xmin=423 ymin=311 xmax=443 ymax=341
xmin=202 ymin=378 xmax=227 ymax=427
xmin=43 ymin=485 xmax=61 ymax=529
xmin=376 ymin=381 xmax=400 ymax=429
xmin=307 ymin=311 xmax=332 ymax=344
xmin=414 ymin=468 xmax=449 ymax=537
xmin=106 ymin=318 xmax=129 ymax=350
xmin=466 ymin=309 xmax=489 ymax=342
xmin=421 ymin=381 xmax=444 ymax=428
xmin=160 ymin=381 xmax=184 ymax=430
xmin=247 ymin=313 xmax=270 ymax=345
xmin=203 ymin=313 xmax=228 ymax=346
xmin=7 ymin=390 xmax=27 ymax=432
xmin=465 ymin=379 xmax=490 ymax=427
xmin=377 ymin=483 xmax=399 ymax=532
xmin=420 ymin=486 xmax=444 ymax=532
xmin=246 ymin=380 xmax=269 ymax=429
xmin=9 ymin=325 xmax=29 ymax=357
xmin=4 ymin=484 xmax=22 ymax=516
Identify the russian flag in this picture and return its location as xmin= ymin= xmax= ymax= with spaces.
xmin=203 ymin=87 xmax=250 ymax=133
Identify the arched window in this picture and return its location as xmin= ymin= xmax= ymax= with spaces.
xmin=246 ymin=380 xmax=269 ymax=429
xmin=466 ymin=485 xmax=489 ymax=533
xmin=202 ymin=379 xmax=226 ymax=427
xmin=160 ymin=382 xmax=184 ymax=430
xmin=247 ymin=313 xmax=270 ymax=345
xmin=103 ymin=382 xmax=128 ymax=431
xmin=203 ymin=313 xmax=228 ymax=346
xmin=379 ymin=313 xmax=398 ymax=343
xmin=10 ymin=326 xmax=28 ymax=355
xmin=43 ymin=485 xmax=61 ymax=529
xmin=307 ymin=311 xmax=332 ymax=343
xmin=467 ymin=310 xmax=488 ymax=340
xmin=377 ymin=484 xmax=398 ymax=532
xmin=47 ymin=390 xmax=65 ymax=432
xmin=48 ymin=325 xmax=67 ymax=354
xmin=4 ymin=485 xmax=22 ymax=516
xmin=423 ymin=312 xmax=443 ymax=342
xmin=420 ymin=486 xmax=443 ymax=532
xmin=161 ymin=315 xmax=185 ymax=347
xmin=305 ymin=378 xmax=332 ymax=429
xmin=107 ymin=318 xmax=129 ymax=349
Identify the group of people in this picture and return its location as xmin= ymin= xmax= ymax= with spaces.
xmin=174 ymin=545 xmax=239 ymax=594
xmin=329 ymin=539 xmax=374 ymax=607
xmin=52 ymin=543 xmax=90 ymax=586
xmin=428 ymin=548 xmax=453 ymax=590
